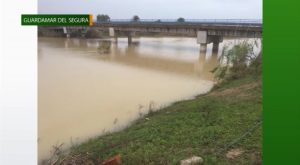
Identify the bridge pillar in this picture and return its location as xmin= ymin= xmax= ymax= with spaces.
xmin=197 ymin=31 xmax=208 ymax=57
xmin=109 ymin=27 xmax=115 ymax=37
xmin=197 ymin=31 xmax=208 ymax=44
xmin=197 ymin=31 xmax=224 ymax=58
xmin=212 ymin=42 xmax=219 ymax=53
xmin=113 ymin=35 xmax=118 ymax=44
xmin=128 ymin=35 xmax=132 ymax=45
xmin=127 ymin=32 xmax=135 ymax=45
xmin=63 ymin=27 xmax=70 ymax=38
xmin=109 ymin=27 xmax=118 ymax=44
xmin=197 ymin=30 xmax=223 ymax=44
xmin=210 ymin=36 xmax=223 ymax=54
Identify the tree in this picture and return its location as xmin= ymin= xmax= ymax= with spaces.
xmin=177 ymin=17 xmax=185 ymax=23
xmin=97 ymin=14 xmax=110 ymax=22
xmin=132 ymin=15 xmax=140 ymax=22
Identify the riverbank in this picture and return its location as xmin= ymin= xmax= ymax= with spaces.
xmin=52 ymin=74 xmax=261 ymax=165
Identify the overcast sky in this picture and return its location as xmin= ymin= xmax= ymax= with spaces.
xmin=38 ymin=0 xmax=262 ymax=19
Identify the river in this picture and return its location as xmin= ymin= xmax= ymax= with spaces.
xmin=38 ymin=37 xmax=229 ymax=161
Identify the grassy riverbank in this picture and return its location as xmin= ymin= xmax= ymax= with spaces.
xmin=56 ymin=74 xmax=262 ymax=165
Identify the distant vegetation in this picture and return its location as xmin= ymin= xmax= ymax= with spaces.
xmin=177 ymin=17 xmax=185 ymax=22
xmin=97 ymin=14 xmax=110 ymax=22
xmin=132 ymin=15 xmax=140 ymax=22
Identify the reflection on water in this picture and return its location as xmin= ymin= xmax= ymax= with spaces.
xmin=38 ymin=37 xmax=249 ymax=162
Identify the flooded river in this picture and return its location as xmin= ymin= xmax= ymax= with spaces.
xmin=38 ymin=37 xmax=228 ymax=161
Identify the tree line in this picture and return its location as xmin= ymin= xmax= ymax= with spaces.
xmin=96 ymin=14 xmax=186 ymax=22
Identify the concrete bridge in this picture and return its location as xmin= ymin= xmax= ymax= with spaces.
xmin=39 ymin=19 xmax=262 ymax=54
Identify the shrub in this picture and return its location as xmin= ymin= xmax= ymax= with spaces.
xmin=213 ymin=40 xmax=262 ymax=81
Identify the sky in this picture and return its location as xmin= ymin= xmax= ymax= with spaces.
xmin=38 ymin=0 xmax=262 ymax=19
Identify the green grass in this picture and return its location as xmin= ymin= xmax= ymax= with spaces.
xmin=62 ymin=75 xmax=262 ymax=165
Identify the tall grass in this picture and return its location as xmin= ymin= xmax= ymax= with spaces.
xmin=212 ymin=39 xmax=262 ymax=81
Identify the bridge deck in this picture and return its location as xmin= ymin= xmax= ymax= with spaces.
xmin=93 ymin=19 xmax=262 ymax=32
xmin=39 ymin=19 xmax=262 ymax=38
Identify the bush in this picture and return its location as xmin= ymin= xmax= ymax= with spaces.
xmin=213 ymin=40 xmax=262 ymax=81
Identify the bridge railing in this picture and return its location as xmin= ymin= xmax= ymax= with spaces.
xmin=94 ymin=19 xmax=262 ymax=25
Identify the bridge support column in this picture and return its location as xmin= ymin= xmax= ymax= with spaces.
xmin=128 ymin=35 xmax=132 ymax=45
xmin=197 ymin=31 xmax=208 ymax=56
xmin=63 ymin=27 xmax=70 ymax=38
xmin=113 ymin=35 xmax=118 ymax=44
xmin=197 ymin=31 xmax=208 ymax=45
xmin=109 ymin=27 xmax=118 ymax=44
xmin=212 ymin=42 xmax=219 ymax=53
xmin=127 ymin=32 xmax=135 ymax=45
xmin=197 ymin=31 xmax=223 ymax=55
xmin=210 ymin=36 xmax=223 ymax=54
